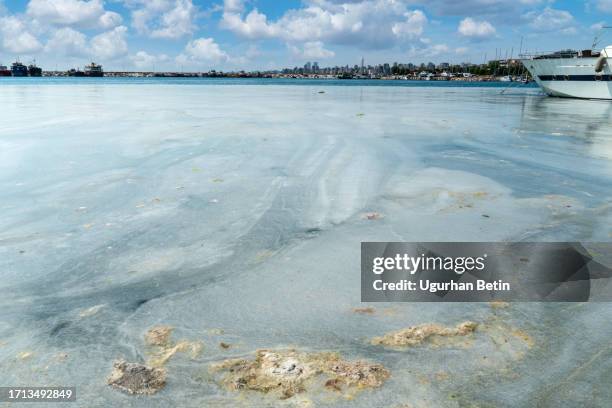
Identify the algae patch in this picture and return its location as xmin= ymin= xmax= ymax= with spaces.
xmin=144 ymin=326 xmax=202 ymax=367
xmin=148 ymin=340 xmax=203 ymax=368
xmin=107 ymin=325 xmax=202 ymax=396
xmin=372 ymin=321 xmax=477 ymax=347
xmin=78 ymin=304 xmax=105 ymax=318
xmin=145 ymin=326 xmax=173 ymax=347
xmin=107 ymin=360 xmax=167 ymax=395
xmin=489 ymin=301 xmax=510 ymax=309
xmin=352 ymin=307 xmax=376 ymax=315
xmin=17 ymin=351 xmax=34 ymax=360
xmin=210 ymin=349 xmax=389 ymax=400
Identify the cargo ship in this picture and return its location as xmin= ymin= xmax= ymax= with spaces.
xmin=28 ymin=62 xmax=42 ymax=77
xmin=0 ymin=64 xmax=10 ymax=76
xmin=11 ymin=61 xmax=28 ymax=77
xmin=84 ymin=62 xmax=104 ymax=77
xmin=67 ymin=68 xmax=85 ymax=77
xmin=69 ymin=62 xmax=104 ymax=77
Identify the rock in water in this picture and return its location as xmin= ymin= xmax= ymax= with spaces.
xmin=107 ymin=360 xmax=167 ymax=395
xmin=211 ymin=349 xmax=389 ymax=399
xmin=371 ymin=321 xmax=477 ymax=347
xmin=144 ymin=326 xmax=174 ymax=347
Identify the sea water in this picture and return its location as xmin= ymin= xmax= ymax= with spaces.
xmin=0 ymin=79 xmax=611 ymax=407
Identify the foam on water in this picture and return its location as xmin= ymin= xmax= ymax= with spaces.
xmin=0 ymin=82 xmax=611 ymax=407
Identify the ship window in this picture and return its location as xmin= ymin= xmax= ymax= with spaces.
xmin=564 ymin=75 xmax=569 ymax=81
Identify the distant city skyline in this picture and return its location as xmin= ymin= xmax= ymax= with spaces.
xmin=0 ymin=0 xmax=611 ymax=71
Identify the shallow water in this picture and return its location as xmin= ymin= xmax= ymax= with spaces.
xmin=0 ymin=82 xmax=611 ymax=407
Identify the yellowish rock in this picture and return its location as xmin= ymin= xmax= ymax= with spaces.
xmin=145 ymin=326 xmax=174 ymax=347
xmin=211 ymin=349 xmax=389 ymax=400
xmin=371 ymin=321 xmax=477 ymax=347
xmin=17 ymin=351 xmax=34 ymax=360
xmin=107 ymin=360 xmax=166 ymax=395
xmin=144 ymin=325 xmax=202 ymax=367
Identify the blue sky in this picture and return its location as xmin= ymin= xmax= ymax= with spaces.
xmin=0 ymin=0 xmax=611 ymax=71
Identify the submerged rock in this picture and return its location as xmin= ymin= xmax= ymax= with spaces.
xmin=211 ymin=349 xmax=389 ymax=400
xmin=489 ymin=300 xmax=510 ymax=309
xmin=17 ymin=351 xmax=34 ymax=360
xmin=145 ymin=326 xmax=174 ymax=347
xmin=371 ymin=321 xmax=477 ymax=347
xmin=148 ymin=340 xmax=202 ymax=367
xmin=326 ymin=359 xmax=389 ymax=388
xmin=78 ymin=304 xmax=105 ymax=318
xmin=107 ymin=360 xmax=167 ymax=395
xmin=362 ymin=212 xmax=384 ymax=220
xmin=352 ymin=307 xmax=376 ymax=314
xmin=144 ymin=325 xmax=202 ymax=367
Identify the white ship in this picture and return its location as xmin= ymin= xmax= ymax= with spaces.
xmin=521 ymin=46 xmax=612 ymax=100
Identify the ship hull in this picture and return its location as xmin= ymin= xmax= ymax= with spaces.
xmin=521 ymin=57 xmax=612 ymax=100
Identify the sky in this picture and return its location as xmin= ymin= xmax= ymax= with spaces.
xmin=0 ymin=0 xmax=611 ymax=71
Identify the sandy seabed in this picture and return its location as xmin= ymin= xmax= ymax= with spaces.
xmin=1 ymin=83 xmax=612 ymax=407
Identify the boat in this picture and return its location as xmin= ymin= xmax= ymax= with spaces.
xmin=67 ymin=63 xmax=104 ymax=77
xmin=28 ymin=62 xmax=42 ymax=77
xmin=11 ymin=61 xmax=28 ymax=77
xmin=337 ymin=72 xmax=354 ymax=79
xmin=67 ymin=68 xmax=85 ymax=77
xmin=0 ymin=64 xmax=10 ymax=76
xmin=521 ymin=46 xmax=612 ymax=99
xmin=84 ymin=62 xmax=104 ymax=77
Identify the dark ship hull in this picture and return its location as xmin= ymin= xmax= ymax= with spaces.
xmin=28 ymin=66 xmax=42 ymax=77
xmin=11 ymin=63 xmax=28 ymax=77
xmin=69 ymin=63 xmax=104 ymax=77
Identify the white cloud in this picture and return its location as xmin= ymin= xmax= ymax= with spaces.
xmin=223 ymin=0 xmax=244 ymax=13
xmin=455 ymin=46 xmax=469 ymax=55
xmin=220 ymin=8 xmax=278 ymax=39
xmin=428 ymin=43 xmax=449 ymax=56
xmin=44 ymin=24 xmax=138 ymax=62
xmin=412 ymin=0 xmax=544 ymax=19
xmin=457 ymin=17 xmax=496 ymax=39
xmin=178 ymin=37 xmax=229 ymax=64
xmin=45 ymin=27 xmax=88 ymax=56
xmin=99 ymin=10 xmax=122 ymax=29
xmin=90 ymin=25 xmax=128 ymax=59
xmin=0 ymin=15 xmax=43 ymax=54
xmin=392 ymin=10 xmax=427 ymax=39
xmin=523 ymin=7 xmax=574 ymax=32
xmin=125 ymin=0 xmax=196 ymax=39
xmin=407 ymin=43 xmax=450 ymax=59
xmin=289 ymin=41 xmax=335 ymax=59
xmin=130 ymin=50 xmax=168 ymax=68
xmin=220 ymin=0 xmax=430 ymax=49
xmin=27 ymin=0 xmax=122 ymax=29
xmin=597 ymin=0 xmax=612 ymax=13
